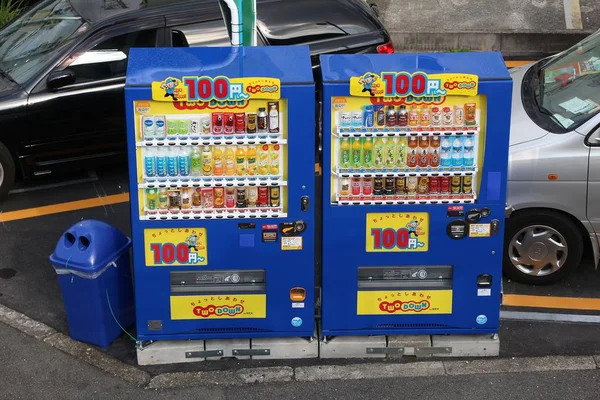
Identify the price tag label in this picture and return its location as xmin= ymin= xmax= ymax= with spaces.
xmin=144 ymin=228 xmax=208 ymax=266
xmin=366 ymin=212 xmax=429 ymax=252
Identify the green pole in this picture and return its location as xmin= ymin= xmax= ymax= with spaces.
xmin=240 ymin=0 xmax=257 ymax=46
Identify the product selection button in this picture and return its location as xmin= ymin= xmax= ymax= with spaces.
xmin=481 ymin=208 xmax=491 ymax=218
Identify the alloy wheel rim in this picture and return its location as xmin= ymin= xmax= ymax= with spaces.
xmin=508 ymin=225 xmax=568 ymax=277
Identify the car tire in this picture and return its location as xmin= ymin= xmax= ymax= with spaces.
xmin=0 ymin=142 xmax=15 ymax=201
xmin=503 ymin=210 xmax=583 ymax=285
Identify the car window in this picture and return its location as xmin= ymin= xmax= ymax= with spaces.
xmin=67 ymin=29 xmax=158 ymax=83
xmin=171 ymin=20 xmax=266 ymax=47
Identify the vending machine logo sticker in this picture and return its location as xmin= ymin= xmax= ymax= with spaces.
xmin=170 ymin=294 xmax=266 ymax=320
xmin=366 ymin=212 xmax=429 ymax=252
xmin=152 ymin=75 xmax=281 ymax=102
xmin=144 ymin=228 xmax=208 ymax=266
xmin=357 ymin=290 xmax=452 ymax=315
xmin=291 ymin=317 xmax=303 ymax=327
xmin=349 ymin=71 xmax=478 ymax=98
xmin=476 ymin=314 xmax=488 ymax=325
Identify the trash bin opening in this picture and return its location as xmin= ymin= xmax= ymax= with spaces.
xmin=78 ymin=236 xmax=90 ymax=251
xmin=64 ymin=232 xmax=76 ymax=248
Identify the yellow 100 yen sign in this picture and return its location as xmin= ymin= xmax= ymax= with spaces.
xmin=366 ymin=212 xmax=429 ymax=252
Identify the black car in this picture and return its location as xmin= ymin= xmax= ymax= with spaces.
xmin=0 ymin=0 xmax=392 ymax=199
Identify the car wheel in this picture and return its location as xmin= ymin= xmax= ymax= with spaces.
xmin=503 ymin=211 xmax=583 ymax=285
xmin=0 ymin=142 xmax=15 ymax=201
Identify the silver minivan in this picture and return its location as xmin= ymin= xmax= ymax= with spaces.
xmin=506 ymin=30 xmax=600 ymax=284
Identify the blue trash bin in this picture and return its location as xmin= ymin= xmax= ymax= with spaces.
xmin=49 ymin=220 xmax=135 ymax=349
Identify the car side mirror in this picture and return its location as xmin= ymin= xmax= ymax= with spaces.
xmin=47 ymin=69 xmax=76 ymax=90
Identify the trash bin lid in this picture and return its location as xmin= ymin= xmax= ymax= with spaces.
xmin=49 ymin=220 xmax=131 ymax=274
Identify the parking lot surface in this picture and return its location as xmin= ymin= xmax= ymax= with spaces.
xmin=2 ymin=166 xmax=600 ymax=373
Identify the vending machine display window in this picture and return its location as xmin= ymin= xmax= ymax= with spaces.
xmin=134 ymin=100 xmax=288 ymax=220
xmin=329 ymin=95 xmax=486 ymax=205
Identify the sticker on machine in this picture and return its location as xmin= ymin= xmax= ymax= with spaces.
xmin=144 ymin=228 xmax=207 ymax=266
xmin=357 ymin=290 xmax=452 ymax=315
xmin=170 ymin=294 xmax=266 ymax=320
xmin=281 ymin=236 xmax=302 ymax=251
xmin=366 ymin=212 xmax=429 ymax=252
xmin=469 ymin=223 xmax=491 ymax=238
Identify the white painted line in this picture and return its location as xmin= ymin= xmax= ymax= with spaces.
xmin=501 ymin=310 xmax=600 ymax=324
xmin=564 ymin=0 xmax=583 ymax=30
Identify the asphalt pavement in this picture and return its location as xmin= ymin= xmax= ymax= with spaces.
xmin=2 ymin=321 xmax=600 ymax=399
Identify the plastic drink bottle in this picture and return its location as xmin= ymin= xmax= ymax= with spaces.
xmin=373 ymin=138 xmax=385 ymax=168
xmin=384 ymin=138 xmax=396 ymax=167
xmin=258 ymin=144 xmax=269 ymax=175
xmin=201 ymin=146 xmax=213 ymax=176
xmin=246 ymin=146 xmax=258 ymax=175
xmin=362 ymin=138 xmax=373 ymax=168
xmin=213 ymin=146 xmax=224 ymax=176
xmin=178 ymin=147 xmax=191 ymax=176
xmin=396 ymin=137 xmax=407 ymax=167
xmin=463 ymin=149 xmax=474 ymax=167
xmin=177 ymin=147 xmax=190 ymax=176
xmin=144 ymin=148 xmax=156 ymax=177
xmin=190 ymin=147 xmax=202 ymax=176
xmin=155 ymin=147 xmax=167 ymax=177
xmin=235 ymin=146 xmax=246 ymax=176
xmin=224 ymin=147 xmax=235 ymax=176
xmin=352 ymin=139 xmax=362 ymax=168
xmin=167 ymin=147 xmax=178 ymax=177
xmin=340 ymin=138 xmax=351 ymax=168
xmin=269 ymin=144 xmax=280 ymax=175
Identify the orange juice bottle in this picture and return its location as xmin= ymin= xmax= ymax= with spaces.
xmin=213 ymin=146 xmax=224 ymax=176
xmin=235 ymin=146 xmax=246 ymax=176
xmin=224 ymin=147 xmax=235 ymax=176
xmin=258 ymin=144 xmax=269 ymax=175
xmin=247 ymin=146 xmax=257 ymax=175
xmin=269 ymin=144 xmax=280 ymax=175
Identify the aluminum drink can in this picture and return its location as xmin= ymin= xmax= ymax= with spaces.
xmin=373 ymin=177 xmax=383 ymax=195
xmin=395 ymin=177 xmax=406 ymax=194
xmin=384 ymin=177 xmax=395 ymax=195
xmin=417 ymin=177 xmax=429 ymax=195
xmin=223 ymin=112 xmax=234 ymax=134
xmin=225 ymin=187 xmax=236 ymax=208
xmin=236 ymin=188 xmax=246 ymax=208
xmin=429 ymin=177 xmax=440 ymax=194
xmin=258 ymin=187 xmax=269 ymax=207
xmin=440 ymin=177 xmax=450 ymax=194
xmin=451 ymin=176 xmax=462 ymax=194
xmin=431 ymin=106 xmax=442 ymax=126
xmin=212 ymin=113 xmax=223 ymax=134
xmin=362 ymin=178 xmax=373 ymax=195
xmin=462 ymin=175 xmax=473 ymax=195
xmin=234 ymin=113 xmax=246 ymax=134
xmin=406 ymin=177 xmax=418 ymax=195
xmin=269 ymin=186 xmax=281 ymax=207
xmin=351 ymin=178 xmax=361 ymax=195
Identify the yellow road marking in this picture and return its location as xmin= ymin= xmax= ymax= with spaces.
xmin=0 ymin=193 xmax=130 ymax=223
xmin=503 ymin=294 xmax=600 ymax=311
xmin=505 ymin=60 xmax=535 ymax=68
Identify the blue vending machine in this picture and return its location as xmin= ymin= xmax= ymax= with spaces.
xmin=320 ymin=53 xmax=512 ymax=336
xmin=125 ymin=47 xmax=315 ymax=340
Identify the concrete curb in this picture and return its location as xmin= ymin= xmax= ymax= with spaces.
xmin=1 ymin=302 xmax=600 ymax=390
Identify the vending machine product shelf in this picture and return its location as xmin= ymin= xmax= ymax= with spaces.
xmin=320 ymin=52 xmax=512 ymax=337
xmin=125 ymin=47 xmax=316 ymax=340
